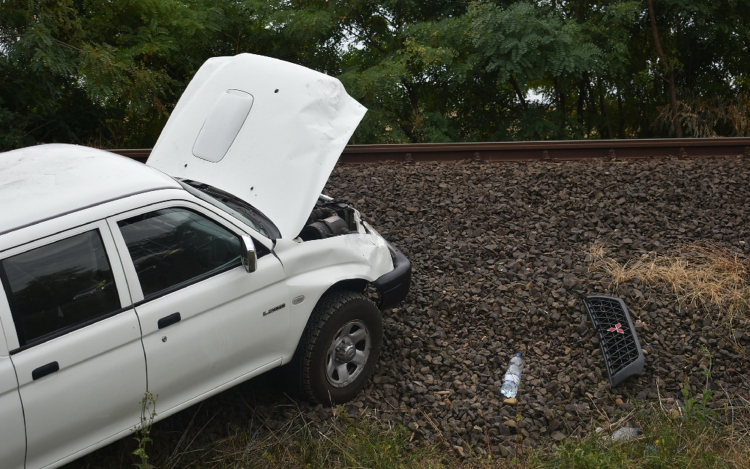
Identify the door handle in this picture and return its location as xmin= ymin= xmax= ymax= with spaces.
xmin=32 ymin=361 xmax=59 ymax=380
xmin=158 ymin=312 xmax=181 ymax=329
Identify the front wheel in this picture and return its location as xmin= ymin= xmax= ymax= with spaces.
xmin=299 ymin=290 xmax=382 ymax=405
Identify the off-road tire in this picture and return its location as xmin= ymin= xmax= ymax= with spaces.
xmin=298 ymin=290 xmax=382 ymax=405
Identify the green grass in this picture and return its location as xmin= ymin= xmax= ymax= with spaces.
xmin=251 ymin=393 xmax=750 ymax=469
xmin=158 ymin=410 xmax=447 ymax=469
xmin=534 ymin=404 xmax=750 ymax=469
xmin=68 ymin=391 xmax=750 ymax=469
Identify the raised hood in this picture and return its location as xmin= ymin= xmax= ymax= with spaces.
xmin=147 ymin=54 xmax=366 ymax=239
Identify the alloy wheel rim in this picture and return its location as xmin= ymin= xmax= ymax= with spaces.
xmin=325 ymin=320 xmax=371 ymax=388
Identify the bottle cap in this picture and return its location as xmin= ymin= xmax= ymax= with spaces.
xmin=516 ymin=353 xmax=522 ymax=357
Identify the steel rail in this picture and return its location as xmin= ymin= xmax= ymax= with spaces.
xmin=111 ymin=137 xmax=750 ymax=164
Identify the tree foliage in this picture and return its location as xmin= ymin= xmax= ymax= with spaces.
xmin=2 ymin=0 xmax=749 ymax=149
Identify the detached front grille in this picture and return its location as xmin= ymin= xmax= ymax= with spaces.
xmin=583 ymin=296 xmax=645 ymax=387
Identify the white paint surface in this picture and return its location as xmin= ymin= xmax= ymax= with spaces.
xmin=147 ymin=54 xmax=367 ymax=239
xmin=0 ymin=356 xmax=25 ymax=469
xmin=12 ymin=310 xmax=146 ymax=469
xmin=107 ymin=200 xmax=290 ymax=414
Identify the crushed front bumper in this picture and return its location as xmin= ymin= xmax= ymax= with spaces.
xmin=373 ymin=244 xmax=411 ymax=310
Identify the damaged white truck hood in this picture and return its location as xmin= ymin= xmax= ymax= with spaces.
xmin=147 ymin=54 xmax=367 ymax=239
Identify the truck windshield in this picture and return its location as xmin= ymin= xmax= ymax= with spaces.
xmin=178 ymin=179 xmax=281 ymax=240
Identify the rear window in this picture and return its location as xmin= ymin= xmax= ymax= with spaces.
xmin=0 ymin=230 xmax=121 ymax=347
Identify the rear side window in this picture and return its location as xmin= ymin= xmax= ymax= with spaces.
xmin=0 ymin=230 xmax=121 ymax=347
xmin=118 ymin=208 xmax=242 ymax=299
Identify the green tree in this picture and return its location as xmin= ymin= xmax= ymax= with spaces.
xmin=1 ymin=0 xmax=748 ymax=149
xmin=646 ymin=0 xmax=750 ymax=137
xmin=0 ymin=0 xmax=343 ymax=150
xmin=468 ymin=1 xmax=603 ymax=139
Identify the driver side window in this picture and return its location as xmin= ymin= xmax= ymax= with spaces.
xmin=118 ymin=208 xmax=241 ymax=299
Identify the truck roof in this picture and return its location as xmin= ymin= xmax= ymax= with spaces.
xmin=0 ymin=144 xmax=180 ymax=236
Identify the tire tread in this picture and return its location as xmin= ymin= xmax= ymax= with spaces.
xmin=299 ymin=290 xmax=379 ymax=404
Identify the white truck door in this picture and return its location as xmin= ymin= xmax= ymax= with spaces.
xmin=0 ymin=223 xmax=147 ymax=469
xmin=108 ymin=204 xmax=289 ymax=415
xmin=0 ymin=320 xmax=25 ymax=469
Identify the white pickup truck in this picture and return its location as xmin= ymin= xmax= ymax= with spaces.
xmin=0 ymin=54 xmax=411 ymax=469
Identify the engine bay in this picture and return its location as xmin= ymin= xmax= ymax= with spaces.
xmin=299 ymin=196 xmax=359 ymax=241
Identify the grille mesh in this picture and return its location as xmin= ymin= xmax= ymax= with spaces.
xmin=584 ymin=296 xmax=645 ymax=387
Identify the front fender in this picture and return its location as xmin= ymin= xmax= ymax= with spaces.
xmin=273 ymin=234 xmax=393 ymax=362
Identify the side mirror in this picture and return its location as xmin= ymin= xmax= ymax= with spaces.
xmin=240 ymin=235 xmax=257 ymax=273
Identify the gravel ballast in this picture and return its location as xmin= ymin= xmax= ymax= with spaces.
xmin=71 ymin=156 xmax=750 ymax=466
xmin=324 ymin=156 xmax=750 ymax=457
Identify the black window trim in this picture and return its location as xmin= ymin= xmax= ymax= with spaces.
xmin=132 ymin=258 xmax=242 ymax=307
xmin=7 ymin=306 xmax=134 ymax=355
xmin=188 ymin=205 xmax=272 ymax=258
xmin=115 ymin=202 xmax=271 ymax=259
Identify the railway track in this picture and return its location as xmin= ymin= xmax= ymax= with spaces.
xmin=111 ymin=137 xmax=750 ymax=164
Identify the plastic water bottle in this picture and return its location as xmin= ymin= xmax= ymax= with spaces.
xmin=501 ymin=353 xmax=524 ymax=398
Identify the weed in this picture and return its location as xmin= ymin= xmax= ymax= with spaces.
xmin=699 ymin=344 xmax=714 ymax=388
xmin=679 ymin=377 xmax=717 ymax=425
xmin=132 ymin=391 xmax=157 ymax=469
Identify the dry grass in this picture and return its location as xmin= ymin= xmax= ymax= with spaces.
xmin=589 ymin=240 xmax=750 ymax=326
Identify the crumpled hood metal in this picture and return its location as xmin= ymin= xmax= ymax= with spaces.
xmin=147 ymin=53 xmax=367 ymax=239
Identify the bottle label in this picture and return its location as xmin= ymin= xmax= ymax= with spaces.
xmin=503 ymin=372 xmax=520 ymax=386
